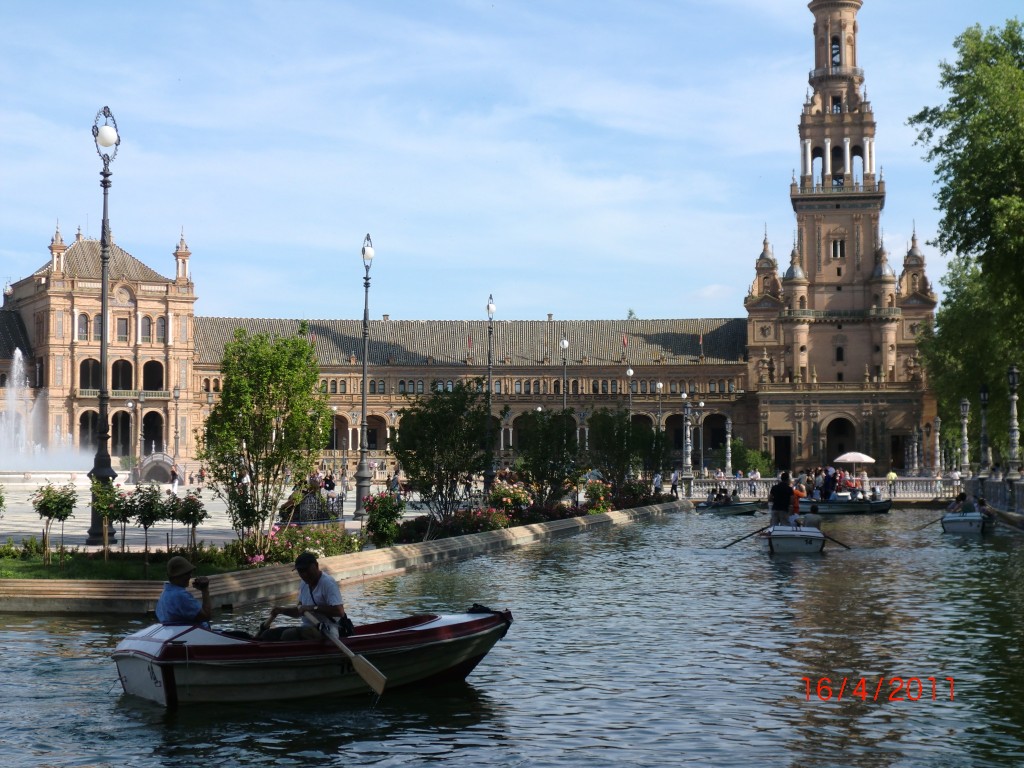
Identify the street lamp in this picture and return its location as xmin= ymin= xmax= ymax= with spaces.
xmin=138 ymin=390 xmax=147 ymax=478
xmin=725 ymin=417 xmax=733 ymax=476
xmin=332 ymin=405 xmax=338 ymax=471
xmin=959 ymin=398 xmax=970 ymax=477
xmin=681 ymin=394 xmax=694 ymax=479
xmin=933 ymin=416 xmax=942 ymax=479
xmin=979 ymin=384 xmax=990 ymax=477
xmin=626 ymin=367 xmax=634 ymax=417
xmin=656 ymin=382 xmax=663 ymax=429
xmin=126 ymin=399 xmax=135 ymax=482
xmin=560 ymin=335 xmax=569 ymax=412
xmin=484 ymin=294 xmax=496 ymax=495
xmin=172 ymin=385 xmax=181 ymax=459
xmin=87 ymin=105 xmax=120 ymax=546
xmin=354 ymin=234 xmax=374 ymax=518
xmin=1008 ymin=365 xmax=1020 ymax=480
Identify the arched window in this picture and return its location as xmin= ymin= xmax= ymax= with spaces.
xmin=592 ymin=380 xmax=599 ymax=394
xmin=213 ymin=379 xmax=221 ymax=392
xmin=416 ymin=380 xmax=424 ymax=394
xmin=719 ymin=379 xmax=726 ymax=392
xmin=339 ymin=381 xmax=347 ymax=394
xmin=709 ymin=380 xmax=717 ymax=393
xmin=369 ymin=380 xmax=377 ymax=394
xmin=80 ymin=359 xmax=101 ymax=389
xmin=553 ymin=381 xmax=561 ymax=395
xmin=670 ymin=381 xmax=678 ymax=394
xmin=494 ymin=381 xmax=501 ymax=394
xmin=203 ymin=378 xmax=211 ymax=392
xmin=640 ymin=381 xmax=647 ymax=394
xmin=156 ymin=317 xmax=167 ymax=343
xmin=320 ymin=380 xmax=328 ymax=393
xmin=523 ymin=381 xmax=530 ymax=395
xmin=92 ymin=314 xmax=102 ymax=341
xmin=141 ymin=316 xmax=152 ymax=342
xmin=78 ymin=314 xmax=89 ymax=341
xmin=436 ymin=381 xmax=444 ymax=392
xmin=533 ymin=380 xmax=540 ymax=394
xmin=398 ymin=381 xmax=406 ymax=394
xmin=378 ymin=379 xmax=386 ymax=394
xmin=446 ymin=380 xmax=453 ymax=392
xmin=330 ymin=380 xmax=337 ymax=394
xmin=515 ymin=380 xmax=522 ymax=394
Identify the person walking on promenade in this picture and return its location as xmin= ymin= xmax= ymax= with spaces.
xmin=670 ymin=468 xmax=679 ymax=499
xmin=886 ymin=468 xmax=898 ymax=498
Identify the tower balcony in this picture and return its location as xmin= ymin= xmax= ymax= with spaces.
xmin=779 ymin=307 xmax=901 ymax=322
xmin=809 ymin=66 xmax=864 ymax=81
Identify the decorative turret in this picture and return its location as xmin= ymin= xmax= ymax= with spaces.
xmin=898 ymin=230 xmax=935 ymax=299
xmin=174 ymin=230 xmax=191 ymax=283
xmin=747 ymin=232 xmax=782 ymax=300
xmin=49 ymin=224 xmax=67 ymax=275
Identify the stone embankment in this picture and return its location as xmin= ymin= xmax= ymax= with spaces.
xmin=0 ymin=501 xmax=690 ymax=614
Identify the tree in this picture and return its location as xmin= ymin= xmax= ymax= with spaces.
xmin=707 ymin=437 xmax=774 ymax=478
xmin=196 ymin=324 xmax=330 ymax=557
xmin=636 ymin=422 xmax=671 ymax=480
xmin=392 ymin=379 xmax=495 ymax=526
xmin=30 ymin=482 xmax=77 ymax=567
xmin=514 ymin=408 xmax=581 ymax=508
xmin=909 ymin=20 xmax=1024 ymax=308
xmin=165 ymin=489 xmax=210 ymax=555
xmin=585 ymin=408 xmax=639 ymax=497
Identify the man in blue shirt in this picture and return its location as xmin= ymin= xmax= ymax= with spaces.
xmin=155 ymin=556 xmax=211 ymax=627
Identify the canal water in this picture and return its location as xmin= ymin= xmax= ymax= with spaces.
xmin=2 ymin=507 xmax=1024 ymax=767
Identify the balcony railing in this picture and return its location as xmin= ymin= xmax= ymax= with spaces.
xmin=780 ymin=307 xmax=901 ymax=320
xmin=76 ymin=389 xmax=172 ymax=399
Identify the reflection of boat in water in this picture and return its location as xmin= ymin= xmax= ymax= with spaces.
xmin=941 ymin=509 xmax=993 ymax=534
xmin=760 ymin=525 xmax=826 ymax=554
xmin=113 ymin=607 xmax=513 ymax=708
xmin=799 ymin=494 xmax=891 ymax=515
xmin=695 ymin=500 xmax=760 ymax=516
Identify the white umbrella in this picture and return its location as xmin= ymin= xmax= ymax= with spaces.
xmin=833 ymin=451 xmax=875 ymax=465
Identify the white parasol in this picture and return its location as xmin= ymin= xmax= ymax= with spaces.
xmin=832 ymin=451 xmax=876 ymax=476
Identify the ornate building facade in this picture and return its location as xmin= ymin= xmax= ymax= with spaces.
xmin=0 ymin=0 xmax=936 ymax=480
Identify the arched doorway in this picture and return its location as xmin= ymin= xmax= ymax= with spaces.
xmin=142 ymin=361 xmax=165 ymax=391
xmin=79 ymin=411 xmax=98 ymax=451
xmin=141 ymin=410 xmax=165 ymax=456
xmin=112 ymin=360 xmax=133 ymax=391
xmin=825 ymin=417 xmax=856 ymax=464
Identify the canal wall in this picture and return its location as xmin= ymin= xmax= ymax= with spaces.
xmin=0 ymin=500 xmax=690 ymax=614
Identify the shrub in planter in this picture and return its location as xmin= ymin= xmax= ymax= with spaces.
xmin=364 ymin=492 xmax=406 ymax=548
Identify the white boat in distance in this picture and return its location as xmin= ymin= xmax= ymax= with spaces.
xmin=760 ymin=525 xmax=826 ymax=554
xmin=941 ymin=509 xmax=992 ymax=534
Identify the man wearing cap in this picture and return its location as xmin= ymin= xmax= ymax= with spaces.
xmin=156 ymin=556 xmax=211 ymax=627
xmin=260 ymin=551 xmax=351 ymax=641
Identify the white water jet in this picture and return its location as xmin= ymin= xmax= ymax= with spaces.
xmin=0 ymin=348 xmax=91 ymax=471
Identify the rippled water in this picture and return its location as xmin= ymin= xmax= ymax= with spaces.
xmin=2 ymin=507 xmax=1024 ymax=767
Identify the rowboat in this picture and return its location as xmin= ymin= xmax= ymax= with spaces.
xmin=941 ymin=509 xmax=993 ymax=534
xmin=696 ymin=500 xmax=761 ymax=516
xmin=799 ymin=495 xmax=891 ymax=515
xmin=760 ymin=525 xmax=826 ymax=554
xmin=113 ymin=605 xmax=513 ymax=708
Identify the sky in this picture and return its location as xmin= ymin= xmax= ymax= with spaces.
xmin=1 ymin=1 xmax=1019 ymax=324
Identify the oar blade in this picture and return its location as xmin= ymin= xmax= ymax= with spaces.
xmin=352 ymin=654 xmax=388 ymax=695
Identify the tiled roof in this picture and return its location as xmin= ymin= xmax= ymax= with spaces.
xmin=34 ymin=237 xmax=170 ymax=283
xmin=193 ymin=317 xmax=748 ymax=368
xmin=0 ymin=310 xmax=31 ymax=360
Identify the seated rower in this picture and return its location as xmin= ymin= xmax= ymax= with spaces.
xmin=802 ymin=504 xmax=823 ymax=529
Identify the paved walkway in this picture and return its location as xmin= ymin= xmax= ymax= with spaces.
xmin=0 ymin=482 xmax=415 ymax=552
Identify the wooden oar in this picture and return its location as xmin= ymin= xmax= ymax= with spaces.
xmin=819 ymin=530 xmax=851 ymax=549
xmin=721 ymin=526 xmax=769 ymax=549
xmin=304 ymin=611 xmax=387 ymax=695
xmin=913 ymin=515 xmax=945 ymax=531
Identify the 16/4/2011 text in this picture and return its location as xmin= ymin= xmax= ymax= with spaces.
xmin=802 ymin=677 xmax=955 ymax=702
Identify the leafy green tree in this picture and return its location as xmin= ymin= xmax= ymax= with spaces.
xmin=392 ymin=378 xmax=496 ymax=526
xmin=585 ymin=408 xmax=639 ymax=499
xmin=196 ymin=324 xmax=331 ymax=557
xmin=133 ymin=484 xmax=167 ymax=573
xmin=30 ymin=482 xmax=77 ymax=566
xmin=514 ymin=408 xmax=581 ymax=508
xmin=707 ymin=438 xmax=774 ymax=479
xmin=165 ymin=489 xmax=211 ymax=555
xmin=909 ymin=19 xmax=1024 ymax=308
xmin=636 ymin=422 xmax=672 ymax=481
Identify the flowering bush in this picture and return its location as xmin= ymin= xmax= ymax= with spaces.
xmin=254 ymin=522 xmax=361 ymax=565
xmin=445 ymin=506 xmax=510 ymax=536
xmin=487 ymin=481 xmax=531 ymax=515
xmin=364 ymin=492 xmax=406 ymax=548
xmin=584 ymin=480 xmax=613 ymax=514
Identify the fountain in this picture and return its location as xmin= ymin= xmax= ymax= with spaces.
xmin=0 ymin=349 xmax=91 ymax=486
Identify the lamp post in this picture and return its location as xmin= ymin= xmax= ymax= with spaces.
xmin=626 ymin=367 xmax=633 ymax=417
xmin=172 ymin=385 xmax=181 ymax=459
xmin=138 ymin=390 xmax=147 ymax=480
xmin=331 ymin=405 xmax=338 ymax=472
xmin=354 ymin=234 xmax=374 ymax=518
xmin=87 ymin=106 xmax=120 ymax=545
xmin=1008 ymin=365 xmax=1020 ymax=480
xmin=979 ymin=384 xmax=990 ymax=477
xmin=126 ymin=399 xmax=135 ymax=482
xmin=933 ymin=416 xmax=942 ymax=479
xmin=655 ymin=382 xmax=663 ymax=429
xmin=560 ymin=335 xmax=569 ymax=412
xmin=681 ymin=394 xmax=693 ymax=479
xmin=725 ymin=417 xmax=733 ymax=477
xmin=484 ymin=294 xmax=496 ymax=495
xmin=959 ymin=398 xmax=970 ymax=477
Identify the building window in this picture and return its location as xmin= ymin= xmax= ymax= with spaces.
xmin=601 ymin=380 xmax=608 ymax=394
xmin=156 ymin=317 xmax=167 ymax=343
xmin=837 ymin=372 xmax=844 ymax=382
xmin=416 ymin=380 xmax=424 ymax=394
xmin=141 ymin=316 xmax=152 ymax=342
xmin=836 ymin=346 xmax=845 ymax=362
xmin=446 ymin=380 xmax=453 ymax=392
xmin=92 ymin=314 xmax=102 ymax=341
xmin=330 ymin=381 xmax=337 ymax=394
xmin=78 ymin=314 xmax=89 ymax=341
xmin=369 ymin=381 xmax=377 ymax=394
xmin=831 ymin=240 xmax=846 ymax=259
xmin=709 ymin=380 xmax=717 ymax=393
xmin=117 ymin=317 xmax=129 ymax=343
xmin=398 ymin=381 xmax=406 ymax=394
xmin=494 ymin=381 xmax=501 ymax=394
xmin=320 ymin=380 xmax=328 ymax=393
xmin=592 ymin=380 xmax=599 ymax=394
xmin=339 ymin=381 xmax=347 ymax=394
xmin=515 ymin=380 xmax=522 ymax=394
xmin=378 ymin=379 xmax=386 ymax=394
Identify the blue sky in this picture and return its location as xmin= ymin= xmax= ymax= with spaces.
xmin=1 ymin=1 xmax=1018 ymax=323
